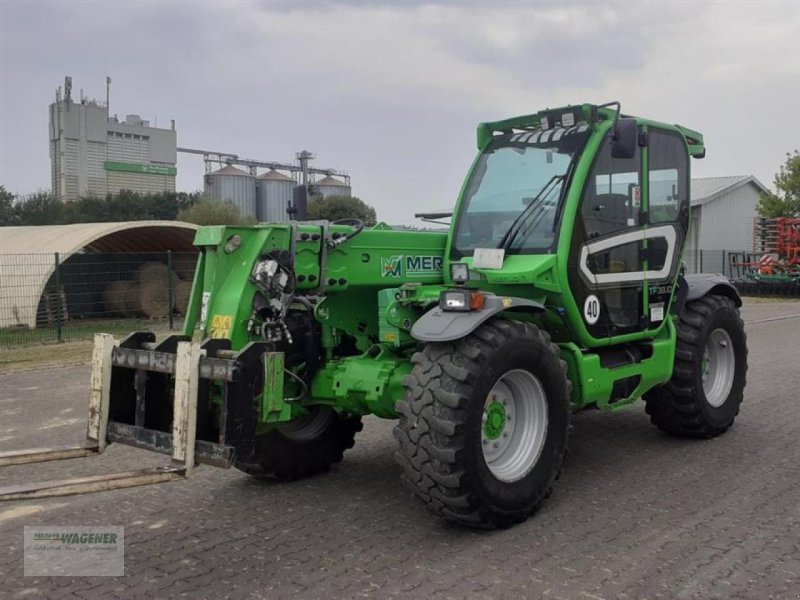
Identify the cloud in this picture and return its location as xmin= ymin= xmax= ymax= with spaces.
xmin=1 ymin=0 xmax=799 ymax=225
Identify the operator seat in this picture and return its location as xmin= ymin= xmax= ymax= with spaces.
xmin=586 ymin=193 xmax=631 ymax=237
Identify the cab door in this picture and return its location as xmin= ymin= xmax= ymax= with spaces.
xmin=642 ymin=128 xmax=691 ymax=326
xmin=567 ymin=127 xmax=647 ymax=342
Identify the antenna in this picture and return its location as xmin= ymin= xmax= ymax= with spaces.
xmin=106 ymin=76 xmax=111 ymax=110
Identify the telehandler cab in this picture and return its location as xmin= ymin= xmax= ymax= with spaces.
xmin=1 ymin=102 xmax=747 ymax=528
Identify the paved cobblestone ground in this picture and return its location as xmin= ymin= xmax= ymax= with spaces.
xmin=0 ymin=301 xmax=798 ymax=599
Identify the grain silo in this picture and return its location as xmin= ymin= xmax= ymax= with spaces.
xmin=256 ymin=170 xmax=294 ymax=223
xmin=204 ymin=165 xmax=257 ymax=217
xmin=313 ymin=175 xmax=351 ymax=199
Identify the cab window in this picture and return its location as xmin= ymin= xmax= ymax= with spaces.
xmin=648 ymin=130 xmax=689 ymax=225
xmin=580 ymin=142 xmax=641 ymax=239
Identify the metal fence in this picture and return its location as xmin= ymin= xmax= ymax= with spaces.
xmin=683 ymin=249 xmax=740 ymax=277
xmin=683 ymin=249 xmax=777 ymax=280
xmin=0 ymin=248 xmax=769 ymax=350
xmin=0 ymin=252 xmax=198 ymax=349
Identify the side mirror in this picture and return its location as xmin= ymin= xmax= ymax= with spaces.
xmin=611 ymin=118 xmax=637 ymax=159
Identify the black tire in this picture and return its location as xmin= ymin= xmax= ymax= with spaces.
xmin=644 ymin=294 xmax=747 ymax=438
xmin=393 ymin=319 xmax=571 ymax=529
xmin=236 ymin=406 xmax=362 ymax=480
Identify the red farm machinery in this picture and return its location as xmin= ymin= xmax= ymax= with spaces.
xmin=730 ymin=217 xmax=800 ymax=296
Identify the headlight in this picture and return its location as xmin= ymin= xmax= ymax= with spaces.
xmin=450 ymin=262 xmax=469 ymax=284
xmin=441 ymin=290 xmax=469 ymax=311
xmin=439 ymin=290 xmax=486 ymax=312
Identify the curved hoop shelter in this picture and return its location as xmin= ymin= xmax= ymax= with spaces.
xmin=0 ymin=221 xmax=198 ymax=329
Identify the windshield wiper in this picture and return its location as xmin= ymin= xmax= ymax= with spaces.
xmin=497 ymin=174 xmax=564 ymax=251
xmin=550 ymin=154 xmax=580 ymax=233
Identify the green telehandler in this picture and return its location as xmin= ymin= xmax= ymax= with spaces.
xmin=1 ymin=102 xmax=747 ymax=528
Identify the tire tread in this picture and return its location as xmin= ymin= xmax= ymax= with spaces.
xmin=393 ymin=319 xmax=571 ymax=528
xmin=644 ymin=294 xmax=747 ymax=438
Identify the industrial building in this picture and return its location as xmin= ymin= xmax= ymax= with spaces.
xmin=192 ymin=148 xmax=351 ymax=222
xmin=313 ymin=175 xmax=352 ymax=199
xmin=204 ymin=165 xmax=257 ymax=218
xmin=46 ymin=76 xmax=351 ymax=218
xmin=257 ymin=170 xmax=295 ymax=222
xmin=49 ymin=76 xmax=177 ymax=201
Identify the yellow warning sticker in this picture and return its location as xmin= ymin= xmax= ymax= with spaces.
xmin=209 ymin=314 xmax=233 ymax=339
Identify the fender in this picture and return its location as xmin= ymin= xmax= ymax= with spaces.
xmin=683 ymin=273 xmax=742 ymax=307
xmin=410 ymin=295 xmax=544 ymax=342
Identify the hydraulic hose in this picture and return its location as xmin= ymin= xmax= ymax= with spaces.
xmin=328 ymin=218 xmax=364 ymax=247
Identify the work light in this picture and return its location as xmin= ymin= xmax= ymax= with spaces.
xmin=450 ymin=262 xmax=469 ymax=284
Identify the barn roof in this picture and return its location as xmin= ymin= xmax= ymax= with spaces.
xmin=691 ymin=175 xmax=769 ymax=207
xmin=0 ymin=220 xmax=197 ymax=254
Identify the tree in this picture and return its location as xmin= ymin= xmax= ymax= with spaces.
xmin=0 ymin=186 xmax=16 ymax=225
xmin=307 ymin=195 xmax=377 ymax=226
xmin=13 ymin=191 xmax=65 ymax=225
xmin=2 ymin=189 xmax=204 ymax=226
xmin=177 ymin=200 xmax=256 ymax=226
xmin=757 ymin=150 xmax=800 ymax=218
xmin=61 ymin=190 xmax=200 ymax=223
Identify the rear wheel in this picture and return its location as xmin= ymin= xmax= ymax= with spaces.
xmin=394 ymin=319 xmax=571 ymax=528
xmin=236 ymin=406 xmax=362 ymax=480
xmin=644 ymin=294 xmax=747 ymax=437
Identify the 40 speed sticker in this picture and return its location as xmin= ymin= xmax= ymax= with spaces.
xmin=583 ymin=294 xmax=600 ymax=325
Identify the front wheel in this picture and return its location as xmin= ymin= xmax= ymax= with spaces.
xmin=235 ymin=406 xmax=362 ymax=480
xmin=394 ymin=319 xmax=571 ymax=529
xmin=644 ymin=294 xmax=748 ymax=438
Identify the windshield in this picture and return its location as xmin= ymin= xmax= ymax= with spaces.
xmin=452 ymin=126 xmax=590 ymax=258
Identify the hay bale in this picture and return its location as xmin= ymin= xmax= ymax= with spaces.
xmin=135 ymin=262 xmax=177 ymax=285
xmin=103 ymin=281 xmax=140 ymax=316
xmin=138 ymin=279 xmax=171 ymax=318
xmin=173 ymin=256 xmax=199 ymax=282
xmin=175 ymin=280 xmax=192 ymax=315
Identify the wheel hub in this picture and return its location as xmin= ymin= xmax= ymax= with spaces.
xmin=701 ymin=352 xmax=710 ymax=377
xmin=278 ymin=406 xmax=335 ymax=441
xmin=481 ymin=369 xmax=548 ymax=483
xmin=483 ymin=400 xmax=507 ymax=440
xmin=702 ymin=328 xmax=736 ymax=408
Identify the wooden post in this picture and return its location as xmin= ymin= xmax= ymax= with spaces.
xmin=172 ymin=341 xmax=201 ymax=471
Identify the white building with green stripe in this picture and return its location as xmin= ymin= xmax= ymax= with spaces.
xmin=49 ymin=85 xmax=176 ymax=201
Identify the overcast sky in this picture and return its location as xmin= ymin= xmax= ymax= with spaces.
xmin=1 ymin=0 xmax=799 ymax=224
